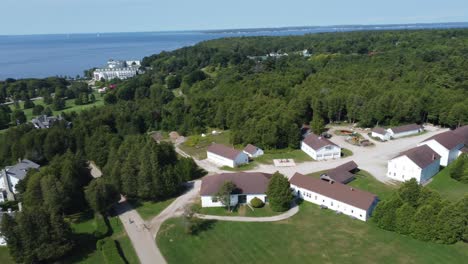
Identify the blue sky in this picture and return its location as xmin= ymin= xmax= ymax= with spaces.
xmin=1 ymin=0 xmax=467 ymax=35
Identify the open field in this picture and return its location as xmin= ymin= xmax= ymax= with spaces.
xmin=130 ymin=198 xmax=177 ymax=221
xmin=198 ymin=204 xmax=282 ymax=217
xmin=157 ymin=203 xmax=468 ymax=264
xmin=428 ymin=165 xmax=468 ymax=201
xmin=8 ymin=90 xmax=104 ymax=122
xmin=179 ymin=131 xmax=231 ymax=160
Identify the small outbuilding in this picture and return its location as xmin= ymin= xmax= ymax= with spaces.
xmin=371 ymin=127 xmax=390 ymax=141
xmin=243 ymin=144 xmax=264 ymax=158
xmin=207 ymin=144 xmax=249 ymax=168
xmin=320 ymin=161 xmax=358 ymax=184
xmin=387 ymin=124 xmax=423 ymax=139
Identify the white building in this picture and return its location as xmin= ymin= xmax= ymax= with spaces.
xmin=371 ymin=127 xmax=390 ymax=141
xmin=387 ymin=145 xmax=441 ymax=184
xmin=200 ymin=172 xmax=272 ymax=207
xmin=290 ymin=173 xmax=378 ymax=221
xmin=207 ymin=144 xmax=249 ymax=168
xmin=93 ymin=59 xmax=141 ymax=81
xmin=301 ymin=133 xmax=341 ymax=160
xmin=0 ymin=159 xmax=40 ymax=202
xmin=418 ymin=131 xmax=465 ymax=166
xmin=243 ymin=144 xmax=264 ymax=158
xmin=387 ymin=124 xmax=423 ymax=139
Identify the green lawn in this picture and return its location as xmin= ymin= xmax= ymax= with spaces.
xmin=307 ymin=169 xmax=397 ymax=200
xmin=130 ymin=198 xmax=176 ymax=221
xmin=157 ymin=203 xmax=468 ymax=264
xmin=8 ymin=90 xmax=104 ymax=122
xmin=0 ymin=247 xmax=14 ymax=264
xmin=179 ymin=131 xmax=231 ymax=159
xmin=428 ymin=165 xmax=468 ymax=201
xmin=220 ymin=162 xmax=258 ymax=171
xmin=341 ymin=148 xmax=353 ymax=157
xmin=254 ymin=149 xmax=313 ymax=164
xmin=199 ymin=204 xmax=282 ymax=217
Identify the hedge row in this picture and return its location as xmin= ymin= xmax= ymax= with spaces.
xmin=97 ymin=238 xmax=125 ymax=264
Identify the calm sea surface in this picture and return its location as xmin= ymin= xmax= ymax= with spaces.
xmin=1 ymin=23 xmax=466 ymax=80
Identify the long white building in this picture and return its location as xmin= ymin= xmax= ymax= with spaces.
xmin=418 ymin=129 xmax=466 ymax=166
xmin=290 ymin=173 xmax=378 ymax=221
xmin=93 ymin=59 xmax=141 ymax=81
xmin=301 ymin=133 xmax=341 ymax=160
xmin=206 ymin=144 xmax=249 ymax=168
xmin=387 ymin=145 xmax=441 ymax=184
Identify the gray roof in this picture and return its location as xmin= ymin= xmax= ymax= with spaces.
xmin=3 ymin=159 xmax=40 ymax=181
xmin=303 ymin=133 xmax=339 ymax=150
xmin=393 ymin=145 xmax=440 ymax=169
xmin=31 ymin=115 xmax=64 ymax=129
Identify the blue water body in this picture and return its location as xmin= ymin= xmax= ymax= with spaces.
xmin=1 ymin=23 xmax=467 ymax=80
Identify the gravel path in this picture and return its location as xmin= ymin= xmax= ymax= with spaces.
xmin=194 ymin=203 xmax=299 ymax=222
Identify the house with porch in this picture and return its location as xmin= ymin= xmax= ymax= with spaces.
xmin=290 ymin=172 xmax=378 ymax=221
xmin=200 ymin=172 xmax=272 ymax=207
xmin=301 ymin=133 xmax=341 ymax=160
xmin=207 ymin=144 xmax=249 ymax=168
xmin=387 ymin=145 xmax=440 ymax=184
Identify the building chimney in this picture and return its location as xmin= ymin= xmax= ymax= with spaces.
xmin=432 ymin=154 xmax=436 ymax=160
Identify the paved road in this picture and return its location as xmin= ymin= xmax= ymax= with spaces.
xmin=195 ymin=203 xmax=299 ymax=222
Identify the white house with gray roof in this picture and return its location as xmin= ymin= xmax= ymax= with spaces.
xmin=0 ymin=159 xmax=40 ymax=202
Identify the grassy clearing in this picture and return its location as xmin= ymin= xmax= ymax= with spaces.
xmin=130 ymin=198 xmax=176 ymax=221
xmin=157 ymin=202 xmax=468 ymax=264
xmin=8 ymin=90 xmax=104 ymax=122
xmin=254 ymin=149 xmax=313 ymax=164
xmin=306 ymin=169 xmax=397 ymax=200
xmin=0 ymin=247 xmax=14 ymax=264
xmin=428 ymin=165 xmax=468 ymax=201
xmin=198 ymin=204 xmax=282 ymax=217
xmin=220 ymin=162 xmax=258 ymax=171
xmin=179 ymin=131 xmax=231 ymax=159
xmin=341 ymin=148 xmax=353 ymax=157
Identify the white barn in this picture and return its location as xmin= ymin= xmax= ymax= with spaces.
xmin=243 ymin=144 xmax=264 ymax=158
xmin=290 ymin=173 xmax=378 ymax=221
xmin=387 ymin=124 xmax=423 ymax=139
xmin=371 ymin=127 xmax=390 ymax=141
xmin=207 ymin=144 xmax=249 ymax=168
xmin=417 ymin=131 xmax=465 ymax=166
xmin=387 ymin=145 xmax=441 ymax=184
xmin=200 ymin=172 xmax=272 ymax=207
xmin=301 ymin=133 xmax=341 ymax=160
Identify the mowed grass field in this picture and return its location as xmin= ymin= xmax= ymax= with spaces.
xmin=179 ymin=131 xmax=231 ymax=159
xmin=428 ymin=164 xmax=468 ymax=201
xmin=130 ymin=197 xmax=177 ymax=221
xmin=157 ymin=202 xmax=468 ymax=264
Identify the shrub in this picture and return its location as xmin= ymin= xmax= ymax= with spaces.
xmin=97 ymin=238 xmax=125 ymax=264
xmin=250 ymin=197 xmax=264 ymax=208
xmin=94 ymin=214 xmax=110 ymax=239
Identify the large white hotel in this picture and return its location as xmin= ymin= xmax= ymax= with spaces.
xmin=93 ymin=59 xmax=141 ymax=81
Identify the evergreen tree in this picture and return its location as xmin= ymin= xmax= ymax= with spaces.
xmin=52 ymin=97 xmax=66 ymax=111
xmin=398 ymin=179 xmax=421 ymax=207
xmin=23 ymin=97 xmax=35 ymax=109
xmin=395 ymin=203 xmax=415 ymax=235
xmin=215 ymin=180 xmax=237 ymax=211
xmin=310 ymin=112 xmax=325 ymax=135
xmin=85 ymin=178 xmax=120 ymax=215
xmin=11 ymin=109 xmax=26 ymax=124
xmin=42 ymin=106 xmax=53 ymax=116
xmin=266 ymin=172 xmax=293 ymax=212
xmin=436 ymin=203 xmax=465 ymax=244
xmin=410 ymin=205 xmax=438 ymax=241
xmin=32 ymin=104 xmax=45 ymax=115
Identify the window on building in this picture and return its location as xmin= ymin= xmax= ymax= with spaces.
xmin=315 ymin=196 xmax=317 ymax=200
xmin=351 ymin=210 xmax=354 ymax=213
xmin=323 ymin=200 xmax=325 ymax=202
xmin=211 ymin=197 xmax=218 ymax=203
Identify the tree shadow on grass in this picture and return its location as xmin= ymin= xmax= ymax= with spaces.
xmin=191 ymin=219 xmax=217 ymax=236
xmin=60 ymin=233 xmax=98 ymax=264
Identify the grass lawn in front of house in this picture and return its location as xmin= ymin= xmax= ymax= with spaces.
xmin=254 ymin=149 xmax=313 ymax=164
xmin=427 ymin=164 xmax=468 ymax=201
xmin=130 ymin=198 xmax=177 ymax=221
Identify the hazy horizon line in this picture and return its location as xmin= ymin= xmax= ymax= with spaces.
xmin=1 ymin=21 xmax=467 ymax=37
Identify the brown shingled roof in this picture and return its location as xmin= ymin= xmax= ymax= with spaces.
xmin=200 ymin=172 xmax=272 ymax=196
xmin=453 ymin=125 xmax=468 ymax=145
xmin=243 ymin=144 xmax=259 ymax=155
xmin=372 ymin=127 xmax=388 ymax=135
xmin=423 ymin=131 xmax=464 ymax=150
xmin=290 ymin=173 xmax=377 ymax=210
xmin=389 ymin=124 xmax=422 ymax=134
xmin=207 ymin=144 xmax=244 ymax=160
xmin=393 ymin=145 xmax=440 ymax=169
xmin=302 ymin=133 xmax=339 ymax=150
xmin=323 ymin=161 xmax=358 ymax=184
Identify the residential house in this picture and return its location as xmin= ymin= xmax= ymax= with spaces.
xmin=371 ymin=127 xmax=390 ymax=141
xmin=387 ymin=145 xmax=440 ymax=184
xmin=290 ymin=173 xmax=378 ymax=221
xmin=301 ymin=133 xmax=341 ymax=160
xmin=417 ymin=131 xmax=465 ymax=166
xmin=243 ymin=144 xmax=264 ymax=158
xmin=387 ymin=124 xmax=423 ymax=139
xmin=320 ymin=161 xmax=359 ymax=184
xmin=200 ymin=172 xmax=272 ymax=207
xmin=31 ymin=115 xmax=70 ymax=129
xmin=207 ymin=144 xmax=249 ymax=168
xmin=0 ymin=159 xmax=40 ymax=202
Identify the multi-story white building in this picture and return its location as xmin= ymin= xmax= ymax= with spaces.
xmin=207 ymin=144 xmax=249 ymax=168
xmin=200 ymin=172 xmax=272 ymax=207
xmin=93 ymin=59 xmax=141 ymax=81
xmin=290 ymin=172 xmax=378 ymax=221
xmin=387 ymin=145 xmax=441 ymax=184
xmin=301 ymin=133 xmax=341 ymax=160
xmin=418 ymin=130 xmax=465 ymax=166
